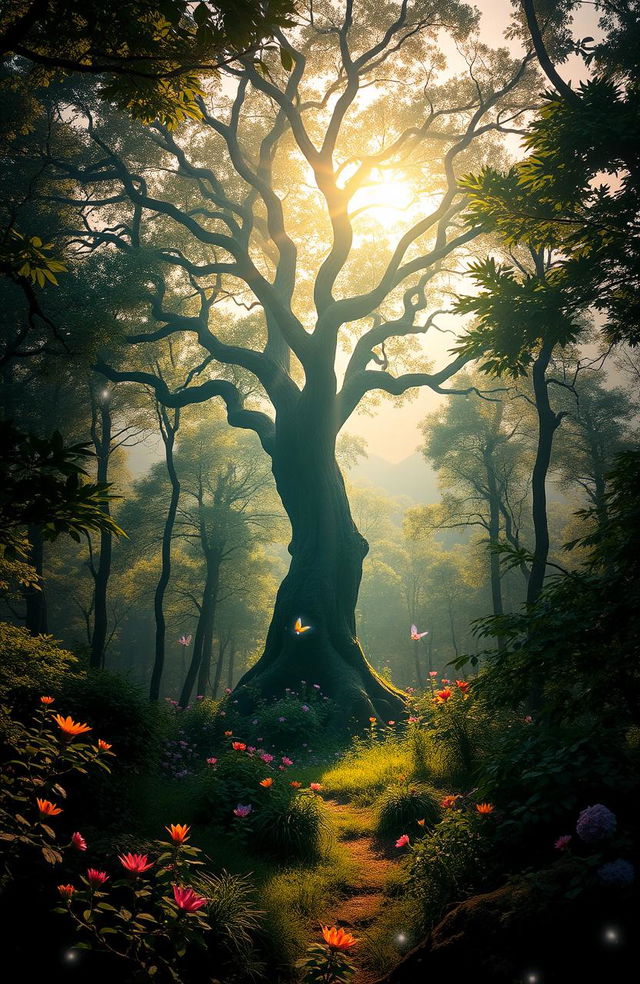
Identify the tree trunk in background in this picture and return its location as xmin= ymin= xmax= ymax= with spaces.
xmin=25 ymin=525 xmax=47 ymax=635
xmin=210 ymin=638 xmax=225 ymax=697
xmin=226 ymin=641 xmax=236 ymax=691
xmin=235 ymin=419 xmax=405 ymax=725
xmin=90 ymin=392 xmax=112 ymax=669
xmin=180 ymin=557 xmax=219 ymax=707
xmin=484 ymin=449 xmax=505 ymax=619
xmin=528 ymin=341 xmax=564 ymax=606
xmin=150 ymin=408 xmax=180 ymax=701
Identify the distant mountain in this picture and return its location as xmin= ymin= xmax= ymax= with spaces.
xmin=347 ymin=451 xmax=440 ymax=504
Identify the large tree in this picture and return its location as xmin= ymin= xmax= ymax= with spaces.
xmin=33 ymin=0 xmax=536 ymax=720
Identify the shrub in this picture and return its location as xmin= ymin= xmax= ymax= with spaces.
xmin=375 ymin=784 xmax=441 ymax=838
xmin=252 ymin=791 xmax=327 ymax=860
xmin=194 ymin=750 xmax=273 ymax=827
xmin=0 ymin=622 xmax=77 ymax=711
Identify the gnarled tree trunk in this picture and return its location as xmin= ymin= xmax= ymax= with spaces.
xmin=236 ymin=416 xmax=405 ymax=725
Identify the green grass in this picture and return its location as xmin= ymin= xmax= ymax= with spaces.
xmin=320 ymin=737 xmax=413 ymax=804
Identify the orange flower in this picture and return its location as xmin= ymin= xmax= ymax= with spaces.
xmin=368 ymin=716 xmax=377 ymax=723
xmin=434 ymin=688 xmax=453 ymax=704
xmin=476 ymin=803 xmax=494 ymax=815
xmin=165 ymin=823 xmax=190 ymax=843
xmin=259 ymin=778 xmax=273 ymax=788
xmin=322 ymin=926 xmax=358 ymax=950
xmin=97 ymin=739 xmax=112 ymax=751
xmin=290 ymin=781 xmax=301 ymax=788
xmin=37 ymin=798 xmax=62 ymax=817
xmin=52 ymin=714 xmax=92 ymax=738
xmin=40 ymin=696 xmax=55 ymax=705
xmin=58 ymin=884 xmax=75 ymax=901
xmin=417 ymin=818 xmax=426 ymax=827
xmin=456 ymin=680 xmax=470 ymax=694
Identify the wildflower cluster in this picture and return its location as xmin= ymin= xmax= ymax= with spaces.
xmin=160 ymin=732 xmax=199 ymax=779
xmin=552 ymin=803 xmax=634 ymax=890
xmin=0 ymin=697 xmax=114 ymax=868
xmin=55 ymin=821 xmax=212 ymax=979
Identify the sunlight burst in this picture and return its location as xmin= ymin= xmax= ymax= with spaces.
xmin=349 ymin=169 xmax=414 ymax=226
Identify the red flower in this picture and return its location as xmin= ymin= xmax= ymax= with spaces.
xmin=165 ymin=823 xmax=190 ymax=843
xmin=290 ymin=781 xmax=301 ymax=788
xmin=395 ymin=834 xmax=410 ymax=848
xmin=231 ymin=741 xmax=246 ymax=751
xmin=434 ymin=688 xmax=453 ymax=704
xmin=97 ymin=739 xmax=112 ymax=751
xmin=40 ymin=696 xmax=55 ymax=705
xmin=86 ymin=869 xmax=109 ymax=888
xmin=441 ymin=795 xmax=461 ymax=809
xmin=58 ymin=884 xmax=75 ymax=901
xmin=456 ymin=680 xmax=470 ymax=694
xmin=71 ymin=831 xmax=87 ymax=851
xmin=259 ymin=778 xmax=273 ymax=788
xmin=118 ymin=852 xmax=154 ymax=874
xmin=172 ymin=884 xmax=207 ymax=912
xmin=224 ymin=730 xmax=233 ymax=737
xmin=309 ymin=783 xmax=322 ymax=791
xmin=37 ymin=798 xmax=62 ymax=817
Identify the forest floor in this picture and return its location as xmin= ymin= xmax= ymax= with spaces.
xmin=311 ymin=798 xmax=402 ymax=984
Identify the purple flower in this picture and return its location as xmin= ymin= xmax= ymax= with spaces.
xmin=576 ymin=804 xmax=617 ymax=843
xmin=598 ymin=859 xmax=635 ymax=886
xmin=554 ymin=834 xmax=572 ymax=851
xmin=233 ymin=804 xmax=252 ymax=818
xmin=278 ymin=717 xmax=286 ymax=723
xmin=313 ymin=684 xmax=321 ymax=689
xmin=301 ymin=705 xmax=310 ymax=712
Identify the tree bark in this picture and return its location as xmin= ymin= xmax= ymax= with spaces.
xmin=90 ymin=394 xmax=112 ymax=669
xmin=235 ymin=420 xmax=405 ymax=725
xmin=527 ymin=341 xmax=563 ymax=606
xmin=179 ymin=557 xmax=219 ymax=706
xmin=150 ymin=408 xmax=180 ymax=701
xmin=25 ymin=524 xmax=47 ymax=635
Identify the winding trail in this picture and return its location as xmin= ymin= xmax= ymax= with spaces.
xmin=313 ymin=799 xmax=400 ymax=984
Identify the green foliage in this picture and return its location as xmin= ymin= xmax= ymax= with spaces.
xmin=0 ymin=696 xmax=114 ymax=870
xmin=0 ymin=622 xmax=77 ymax=707
xmin=0 ymin=227 xmax=66 ymax=286
xmin=191 ymin=868 xmax=262 ymax=957
xmin=374 ymin=783 xmax=441 ymax=837
xmin=252 ymin=790 xmax=327 ymax=861
xmin=1 ymin=0 xmax=299 ymax=128
xmin=0 ymin=421 xmax=123 ymax=555
xmin=406 ymin=808 xmax=497 ymax=925
xmin=60 ymin=671 xmax=160 ymax=777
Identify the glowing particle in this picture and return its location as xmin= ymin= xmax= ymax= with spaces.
xmin=603 ymin=926 xmax=621 ymax=944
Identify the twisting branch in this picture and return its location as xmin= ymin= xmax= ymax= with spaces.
xmin=93 ymin=360 xmax=275 ymax=454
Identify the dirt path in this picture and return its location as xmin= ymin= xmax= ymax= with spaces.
xmin=313 ymin=799 xmax=399 ymax=984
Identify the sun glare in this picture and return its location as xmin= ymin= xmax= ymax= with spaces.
xmin=348 ymin=169 xmax=414 ymax=227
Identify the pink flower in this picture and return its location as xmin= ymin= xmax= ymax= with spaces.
xmin=408 ymin=716 xmax=419 ymax=723
xmin=224 ymin=687 xmax=232 ymax=695
xmin=555 ymin=834 xmax=572 ymax=851
xmin=86 ymin=869 xmax=109 ymax=888
xmin=177 ymin=634 xmax=191 ymax=647
xmin=172 ymin=884 xmax=207 ymax=913
xmin=260 ymin=753 xmax=274 ymax=763
xmin=429 ymin=671 xmax=438 ymax=677
xmin=233 ymin=804 xmax=252 ymax=818
xmin=71 ymin=831 xmax=87 ymax=851
xmin=282 ymin=756 xmax=293 ymax=766
xmin=119 ymin=852 xmax=154 ymax=874
xmin=313 ymin=684 xmax=321 ymax=689
xmin=524 ymin=715 xmax=533 ymax=724
xmin=206 ymin=757 xmax=217 ymax=766
xmin=395 ymin=834 xmax=410 ymax=848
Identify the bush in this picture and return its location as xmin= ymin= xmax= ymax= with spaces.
xmin=0 ymin=621 xmax=78 ymax=710
xmin=225 ymin=684 xmax=334 ymax=753
xmin=375 ymin=783 xmax=441 ymax=838
xmin=252 ymin=791 xmax=327 ymax=860
xmin=57 ymin=671 xmax=161 ymax=827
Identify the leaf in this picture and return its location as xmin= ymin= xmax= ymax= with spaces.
xmin=280 ymin=47 xmax=294 ymax=72
xmin=41 ymin=845 xmax=62 ymax=864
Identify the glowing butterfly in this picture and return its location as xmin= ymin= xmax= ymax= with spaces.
xmin=410 ymin=624 xmax=428 ymax=640
xmin=293 ymin=617 xmax=311 ymax=635
xmin=177 ymin=634 xmax=192 ymax=647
